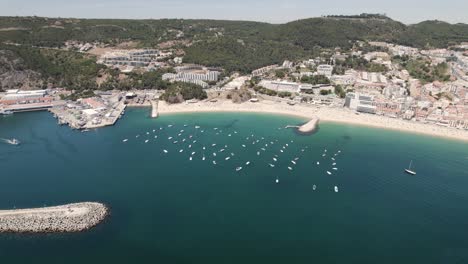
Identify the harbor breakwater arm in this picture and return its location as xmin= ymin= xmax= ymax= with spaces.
xmin=0 ymin=202 xmax=109 ymax=233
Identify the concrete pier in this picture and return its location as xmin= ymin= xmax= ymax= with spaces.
xmin=298 ymin=117 xmax=320 ymax=133
xmin=0 ymin=202 xmax=109 ymax=233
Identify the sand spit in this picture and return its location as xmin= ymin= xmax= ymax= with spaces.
xmin=0 ymin=202 xmax=109 ymax=233
xmin=298 ymin=117 xmax=320 ymax=133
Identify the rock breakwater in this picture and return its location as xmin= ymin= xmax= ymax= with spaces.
xmin=0 ymin=202 xmax=109 ymax=233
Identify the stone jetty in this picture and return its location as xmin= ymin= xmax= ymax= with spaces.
xmin=0 ymin=202 xmax=109 ymax=233
xmin=298 ymin=117 xmax=320 ymax=133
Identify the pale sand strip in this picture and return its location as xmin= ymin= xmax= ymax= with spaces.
xmin=157 ymin=100 xmax=468 ymax=142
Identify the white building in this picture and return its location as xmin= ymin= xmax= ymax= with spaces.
xmin=316 ymin=65 xmax=334 ymax=77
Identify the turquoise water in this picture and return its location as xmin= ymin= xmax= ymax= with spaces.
xmin=1 ymin=108 xmax=468 ymax=263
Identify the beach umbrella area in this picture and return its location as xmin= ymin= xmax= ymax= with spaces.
xmin=121 ymin=123 xmax=341 ymax=193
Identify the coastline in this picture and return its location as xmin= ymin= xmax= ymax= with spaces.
xmin=155 ymin=100 xmax=468 ymax=142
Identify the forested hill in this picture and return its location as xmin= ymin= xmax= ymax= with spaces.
xmin=1 ymin=15 xmax=468 ymax=49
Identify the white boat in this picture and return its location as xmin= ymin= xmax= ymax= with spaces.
xmin=294 ymin=157 xmax=299 ymax=161
xmin=212 ymin=143 xmax=216 ymax=147
xmin=332 ymin=168 xmax=338 ymax=171
xmin=213 ymin=161 xmax=217 ymax=165
xmin=322 ymin=154 xmax=326 ymax=157
xmin=191 ymin=152 xmax=196 ymax=155
xmin=3 ymin=138 xmax=20 ymax=145
xmin=195 ymin=126 xmax=200 ymax=129
xmin=269 ymin=163 xmax=275 ymax=168
xmin=291 ymin=160 xmax=296 ymax=165
xmin=163 ymin=150 xmax=168 ymax=153
xmin=313 ymin=185 xmax=316 ymax=191
xmin=122 ymin=139 xmax=128 ymax=142
xmin=242 ymin=145 xmax=246 ymax=148
xmin=405 ymin=160 xmax=417 ymax=175
xmin=188 ymin=145 xmax=192 ymax=148
xmin=275 ymin=178 xmax=279 ymax=183
xmin=189 ymin=157 xmax=192 ymax=161
xmin=168 ymin=137 xmax=173 ymax=140
xmin=257 ymin=152 xmax=260 ymax=156
xmin=173 ymin=141 xmax=178 ymax=144
xmin=273 ymin=158 xmax=277 ymax=162
xmin=245 ymin=161 xmax=250 ymax=165
xmin=145 ymin=140 xmax=149 ymax=143
xmin=331 ymin=157 xmax=335 ymax=161
xmin=219 ymin=149 xmax=225 ymax=152
xmin=334 ymin=186 xmax=339 ymax=193
xmin=203 ymin=146 xmax=206 ymax=150
xmin=202 ymin=156 xmax=206 ymax=161
xmin=179 ymin=149 xmax=184 ymax=153
xmin=288 ymin=167 xmax=293 ymax=171
xmin=0 ymin=110 xmax=13 ymax=115
xmin=280 ymin=150 xmax=284 ymax=153
xmin=225 ymin=157 xmax=231 ymax=161
xmin=332 ymin=163 xmax=336 ymax=166
xmin=236 ymin=167 xmax=242 ymax=172
xmin=317 ymin=162 xmax=320 ymax=165
xmin=327 ymin=171 xmax=332 ymax=175
xmin=231 ymin=153 xmax=235 ymax=156
xmin=154 ymin=136 xmax=158 ymax=139
xmin=228 ymin=134 xmax=232 ymax=137
xmin=213 ymin=153 xmax=217 ymax=157
xmin=168 ymin=125 xmax=173 ymax=127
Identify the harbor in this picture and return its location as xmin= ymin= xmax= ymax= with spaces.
xmin=0 ymin=202 xmax=109 ymax=233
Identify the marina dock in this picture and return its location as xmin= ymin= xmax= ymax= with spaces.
xmin=0 ymin=202 xmax=109 ymax=233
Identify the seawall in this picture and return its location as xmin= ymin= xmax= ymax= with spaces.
xmin=0 ymin=202 xmax=109 ymax=233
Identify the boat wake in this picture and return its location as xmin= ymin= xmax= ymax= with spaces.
xmin=0 ymin=138 xmax=20 ymax=145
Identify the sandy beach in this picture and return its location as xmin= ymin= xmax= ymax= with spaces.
xmin=157 ymin=100 xmax=468 ymax=142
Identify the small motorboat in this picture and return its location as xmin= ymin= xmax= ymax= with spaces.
xmin=236 ymin=167 xmax=242 ymax=172
xmin=334 ymin=186 xmax=339 ymax=193
xmin=122 ymin=139 xmax=128 ymax=142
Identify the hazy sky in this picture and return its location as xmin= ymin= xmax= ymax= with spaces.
xmin=1 ymin=0 xmax=467 ymax=24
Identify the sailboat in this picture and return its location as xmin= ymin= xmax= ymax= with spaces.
xmin=405 ymin=160 xmax=417 ymax=175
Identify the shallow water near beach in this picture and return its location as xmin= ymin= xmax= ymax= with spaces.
xmin=1 ymin=108 xmax=468 ymax=263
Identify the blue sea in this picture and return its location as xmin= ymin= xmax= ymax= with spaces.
xmin=0 ymin=108 xmax=468 ymax=263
